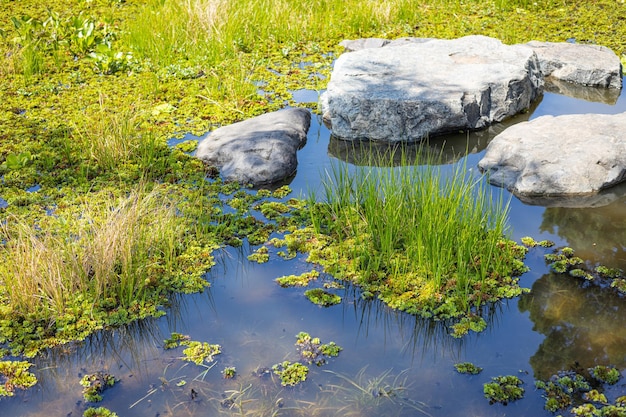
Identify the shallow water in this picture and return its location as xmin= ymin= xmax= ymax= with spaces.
xmin=3 ymin=81 xmax=626 ymax=417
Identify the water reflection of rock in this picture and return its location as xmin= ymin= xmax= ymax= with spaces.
xmin=544 ymin=78 xmax=621 ymax=105
xmin=539 ymin=189 xmax=626 ymax=269
xmin=518 ymin=273 xmax=626 ymax=380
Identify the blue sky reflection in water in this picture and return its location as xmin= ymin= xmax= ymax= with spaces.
xmin=3 ymin=81 xmax=626 ymax=417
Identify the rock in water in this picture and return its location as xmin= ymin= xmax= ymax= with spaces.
xmin=525 ymin=41 xmax=622 ymax=89
xmin=321 ymin=35 xmax=543 ymax=142
xmin=478 ymin=112 xmax=626 ymax=197
xmin=195 ymin=108 xmax=311 ymax=185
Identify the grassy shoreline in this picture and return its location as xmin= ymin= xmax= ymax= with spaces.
xmin=0 ymin=0 xmax=625 ymax=382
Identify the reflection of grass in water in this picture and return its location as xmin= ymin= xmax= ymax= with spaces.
xmin=322 ymin=367 xmax=434 ymax=417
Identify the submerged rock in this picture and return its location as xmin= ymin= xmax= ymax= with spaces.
xmin=478 ymin=112 xmax=626 ymax=197
xmin=321 ymin=35 xmax=543 ymax=142
xmin=195 ymin=108 xmax=311 ymax=185
xmin=524 ymin=41 xmax=622 ymax=89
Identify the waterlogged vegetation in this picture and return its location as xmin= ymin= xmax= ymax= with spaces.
xmin=80 ymin=372 xmax=117 ymax=403
xmin=1 ymin=0 xmax=626 ymax=415
xmin=483 ymin=375 xmax=525 ymax=405
xmin=535 ymin=368 xmax=626 ymax=415
xmin=454 ymin=362 xmax=483 ymax=375
xmin=0 ymin=360 xmax=37 ymax=397
xmin=277 ymin=155 xmax=529 ymax=333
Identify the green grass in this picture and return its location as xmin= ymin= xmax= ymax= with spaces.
xmin=306 ymin=147 xmax=528 ymax=324
xmin=0 ymin=186 xmax=219 ymax=355
xmin=0 ymin=0 xmax=625 ymax=369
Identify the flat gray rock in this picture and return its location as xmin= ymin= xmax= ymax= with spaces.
xmin=478 ymin=112 xmax=626 ymax=197
xmin=321 ymin=35 xmax=543 ymax=142
xmin=525 ymin=41 xmax=622 ymax=89
xmin=195 ymin=108 xmax=311 ymax=185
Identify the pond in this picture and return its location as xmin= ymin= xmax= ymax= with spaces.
xmin=3 ymin=80 xmax=626 ymax=417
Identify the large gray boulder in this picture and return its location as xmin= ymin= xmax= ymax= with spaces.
xmin=478 ymin=112 xmax=626 ymax=197
xmin=525 ymin=41 xmax=622 ymax=89
xmin=321 ymin=35 xmax=543 ymax=142
xmin=195 ymin=108 xmax=311 ymax=185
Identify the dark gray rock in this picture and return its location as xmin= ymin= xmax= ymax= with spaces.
xmin=321 ymin=35 xmax=543 ymax=142
xmin=478 ymin=112 xmax=626 ymax=197
xmin=195 ymin=108 xmax=311 ymax=185
xmin=525 ymin=41 xmax=622 ymax=89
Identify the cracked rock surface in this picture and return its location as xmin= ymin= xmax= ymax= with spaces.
xmin=321 ymin=35 xmax=544 ymax=142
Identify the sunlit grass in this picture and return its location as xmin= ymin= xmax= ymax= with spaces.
xmin=308 ymin=146 xmax=526 ymax=319
xmin=0 ymin=188 xmax=192 ymax=329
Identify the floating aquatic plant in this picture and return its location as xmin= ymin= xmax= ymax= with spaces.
xmin=80 ymin=372 xmax=117 ymax=403
xmin=304 ymin=288 xmax=342 ymax=307
xmin=83 ymin=407 xmax=119 ymax=417
xmin=483 ymin=375 xmax=524 ymax=405
xmin=248 ymin=246 xmax=270 ymax=263
xmin=589 ymin=365 xmax=621 ymax=385
xmin=182 ymin=341 xmax=222 ymax=365
xmin=535 ymin=371 xmax=591 ymax=412
xmin=275 ymin=270 xmax=320 ymax=287
xmin=295 ymin=332 xmax=342 ymax=366
xmin=0 ymin=360 xmax=37 ymax=397
xmin=454 ymin=362 xmax=483 ymax=375
xmin=271 ymin=361 xmax=309 ymax=387
xmin=222 ymin=366 xmax=237 ymax=379
xmin=520 ymin=236 xmax=554 ymax=248
xmin=163 ymin=332 xmax=190 ymax=350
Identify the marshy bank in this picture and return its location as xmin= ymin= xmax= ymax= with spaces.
xmin=1 ymin=1 xmax=626 ymax=416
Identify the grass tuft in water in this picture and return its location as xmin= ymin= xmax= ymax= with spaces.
xmin=306 ymin=146 xmax=528 ymax=331
xmin=0 ymin=187 xmax=218 ymax=356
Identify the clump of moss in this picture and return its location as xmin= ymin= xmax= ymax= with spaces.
xmin=535 ymin=371 xmax=591 ymax=412
xmin=295 ymin=332 xmax=342 ymax=366
xmin=80 ymin=372 xmax=117 ymax=403
xmin=0 ymin=360 xmax=37 ymax=397
xmin=304 ymin=288 xmax=341 ymax=307
xmin=181 ymin=341 xmax=221 ymax=365
xmin=451 ymin=315 xmax=487 ymax=338
xmin=545 ymin=247 xmax=584 ymax=273
xmin=454 ymin=362 xmax=483 ymax=375
xmin=222 ymin=366 xmax=237 ymax=379
xmin=83 ymin=407 xmax=118 ymax=417
xmin=520 ymin=236 xmax=554 ymax=248
xmin=483 ymin=375 xmax=524 ymax=405
xmin=589 ymin=365 xmax=621 ymax=385
xmin=271 ymin=361 xmax=309 ymax=387
xmin=248 ymin=246 xmax=270 ymax=263
xmin=163 ymin=332 xmax=190 ymax=350
xmin=275 ymin=270 xmax=320 ymax=287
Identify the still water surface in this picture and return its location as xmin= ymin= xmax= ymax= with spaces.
xmin=3 ymin=81 xmax=626 ymax=417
